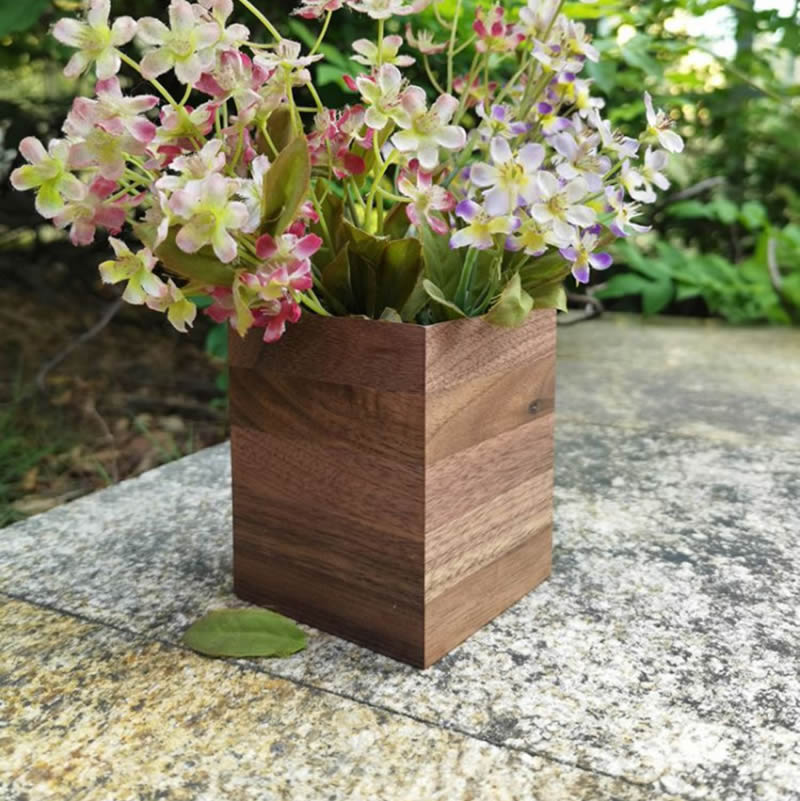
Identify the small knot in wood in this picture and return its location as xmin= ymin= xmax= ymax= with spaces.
xmin=528 ymin=400 xmax=540 ymax=415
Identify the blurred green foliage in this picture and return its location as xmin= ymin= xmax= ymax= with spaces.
xmin=1 ymin=0 xmax=799 ymax=323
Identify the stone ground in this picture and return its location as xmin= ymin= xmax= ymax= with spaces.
xmin=2 ymin=315 xmax=799 ymax=801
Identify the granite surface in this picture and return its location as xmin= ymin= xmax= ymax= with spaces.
xmin=2 ymin=316 xmax=799 ymax=801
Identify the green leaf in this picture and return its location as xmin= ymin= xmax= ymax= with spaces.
xmin=641 ymin=279 xmax=674 ymax=315
xmin=377 ymin=238 xmax=423 ymax=317
xmin=594 ymin=272 xmax=653 ymax=299
xmin=709 ymin=196 xmax=739 ymax=225
xmin=423 ymin=279 xmax=467 ymax=318
xmin=419 ymin=224 xmax=463 ymax=298
xmin=530 ymin=281 xmax=568 ymax=312
xmin=0 ymin=0 xmax=50 ymax=36
xmin=205 ymin=322 xmax=229 ymax=361
xmin=620 ymin=35 xmax=663 ymax=78
xmin=261 ymin=136 xmax=311 ymax=236
xmin=739 ymin=201 xmax=768 ymax=231
xmin=321 ymin=243 xmax=354 ymax=312
xmin=485 ymin=274 xmax=534 ymax=327
xmin=585 ymin=59 xmax=618 ymax=94
xmin=264 ymin=108 xmax=294 ymax=154
xmin=182 ymin=609 xmax=307 ymax=658
xmin=155 ymin=228 xmax=235 ymax=286
xmin=667 ymin=200 xmax=716 ymax=220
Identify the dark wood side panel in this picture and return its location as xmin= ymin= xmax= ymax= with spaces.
xmin=229 ymin=315 xmax=428 ymax=393
xmin=424 ymin=310 xmax=556 ymax=394
xmin=424 ymin=527 xmax=552 ymax=668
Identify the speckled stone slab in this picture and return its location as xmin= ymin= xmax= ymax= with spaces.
xmin=2 ymin=316 xmax=800 ymax=801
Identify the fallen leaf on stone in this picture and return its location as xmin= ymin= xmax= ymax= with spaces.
xmin=182 ymin=609 xmax=308 ymax=658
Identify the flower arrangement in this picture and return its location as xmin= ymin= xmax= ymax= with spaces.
xmin=11 ymin=0 xmax=683 ymax=343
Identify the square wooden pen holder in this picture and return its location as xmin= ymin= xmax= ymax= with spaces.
xmin=229 ymin=311 xmax=555 ymax=667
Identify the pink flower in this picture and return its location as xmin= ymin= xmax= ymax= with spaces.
xmin=293 ymin=0 xmax=345 ymax=19
xmin=252 ymin=297 xmax=302 ymax=343
xmin=307 ymin=107 xmax=368 ymax=179
xmin=53 ymin=176 xmax=128 ymax=245
xmin=88 ymin=77 xmax=159 ymax=144
xmin=196 ymin=50 xmax=269 ymax=112
xmin=63 ymin=97 xmax=147 ymax=181
xmin=254 ymin=232 xmax=322 ymax=290
xmin=397 ymin=170 xmax=454 ymax=235
xmin=53 ymin=0 xmax=136 ymax=80
xmin=473 ymin=7 xmax=523 ymax=54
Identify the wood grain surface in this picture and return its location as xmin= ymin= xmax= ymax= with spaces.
xmin=230 ymin=311 xmax=556 ymax=667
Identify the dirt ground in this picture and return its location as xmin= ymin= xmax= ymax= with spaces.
xmin=1 ymin=249 xmax=229 ymax=526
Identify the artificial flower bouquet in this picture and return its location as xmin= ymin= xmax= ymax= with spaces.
xmin=12 ymin=0 xmax=683 ymax=344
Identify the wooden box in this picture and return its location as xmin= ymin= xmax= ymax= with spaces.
xmin=229 ymin=311 xmax=556 ymax=668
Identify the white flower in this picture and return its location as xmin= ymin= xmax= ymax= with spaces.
xmin=620 ymin=159 xmax=654 ymax=204
xmin=643 ymin=92 xmax=684 ymax=153
xmin=449 ymin=199 xmax=519 ymax=250
xmin=356 ymin=64 xmax=408 ymax=130
xmin=605 ymin=187 xmax=651 ymax=237
xmin=405 ymin=25 xmax=447 ymax=55
xmin=145 ymin=278 xmax=198 ymax=332
xmin=156 ymin=140 xmax=227 ymax=193
xmin=471 ymin=137 xmax=544 ymax=216
xmin=10 ymin=137 xmax=86 ymax=218
xmin=137 ymin=0 xmax=220 ymax=85
xmin=560 ymin=231 xmax=613 ymax=285
xmin=347 ymin=0 xmax=417 ymax=20
xmin=530 ymin=172 xmax=596 ymax=242
xmin=351 ymin=36 xmax=414 ymax=68
xmin=99 ymin=238 xmax=165 ymax=305
xmin=640 ymin=147 xmax=671 ymax=193
xmin=52 ymin=0 xmax=136 ymax=80
xmin=195 ymin=0 xmax=251 ymax=50
xmin=169 ymin=173 xmax=249 ymax=263
xmin=589 ymin=110 xmax=639 ymax=159
xmin=510 ymin=213 xmax=571 ymax=256
xmin=253 ymin=40 xmax=323 ymax=87
xmin=238 ymin=155 xmax=272 ymax=232
xmin=550 ymin=130 xmax=610 ymax=193
xmin=391 ymin=89 xmax=467 ymax=171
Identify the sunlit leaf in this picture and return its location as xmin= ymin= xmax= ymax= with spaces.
xmin=182 ymin=609 xmax=307 ymax=658
xmin=485 ymin=274 xmax=534 ymax=327
xmin=423 ymin=278 xmax=466 ymax=318
xmin=155 ymin=227 xmax=235 ymax=286
xmin=261 ymin=136 xmax=311 ymax=236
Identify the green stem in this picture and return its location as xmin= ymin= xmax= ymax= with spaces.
xmin=446 ymin=0 xmax=463 ymax=94
xmin=310 ymin=11 xmax=332 ymax=56
xmin=454 ymin=51 xmax=481 ymax=124
xmin=299 ymin=291 xmax=332 ymax=316
xmin=258 ymin=121 xmax=279 ymax=157
xmin=307 ymin=81 xmax=326 ymax=113
xmin=423 ymin=54 xmax=446 ymax=95
xmin=235 ymin=0 xmax=282 ymax=41
xmin=377 ymin=19 xmax=385 ymax=66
